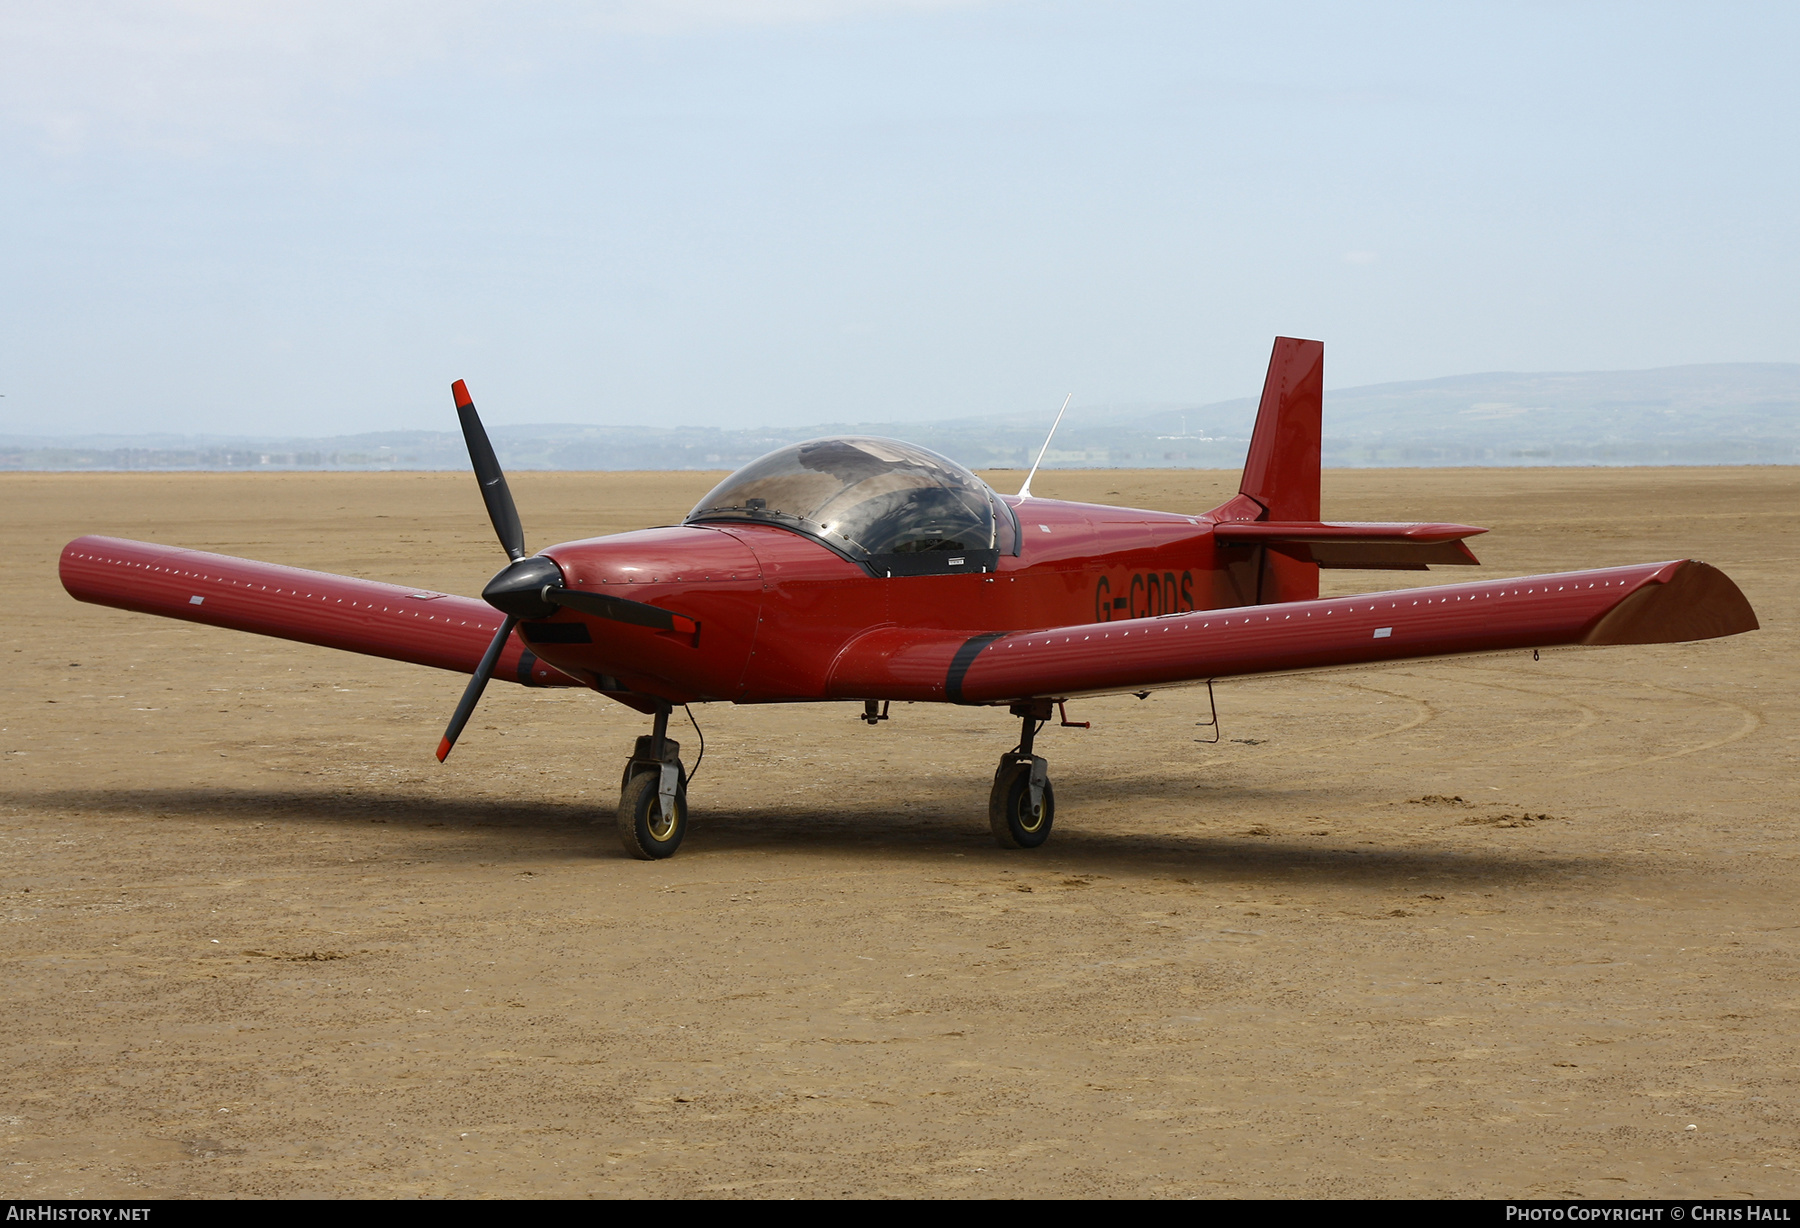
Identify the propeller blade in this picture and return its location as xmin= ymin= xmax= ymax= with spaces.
xmin=436 ymin=614 xmax=519 ymax=762
xmin=544 ymin=586 xmax=698 ymax=634
xmin=452 ymin=379 xmax=526 ymax=562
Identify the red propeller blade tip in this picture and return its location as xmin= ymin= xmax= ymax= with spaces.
xmin=451 ymin=380 xmax=473 ymax=409
xmin=436 ymin=736 xmax=454 ymax=763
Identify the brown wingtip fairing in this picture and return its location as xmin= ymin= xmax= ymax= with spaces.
xmin=1580 ymin=560 xmax=1760 ymax=646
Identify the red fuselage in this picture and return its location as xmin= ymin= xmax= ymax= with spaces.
xmin=527 ymin=493 xmax=1259 ymax=705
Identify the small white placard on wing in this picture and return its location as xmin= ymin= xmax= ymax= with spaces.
xmin=189 ymin=595 xmax=204 ymax=605
xmin=1373 ymin=626 xmax=1392 ymax=638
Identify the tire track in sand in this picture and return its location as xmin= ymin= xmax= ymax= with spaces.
xmin=1277 ymin=666 xmax=1601 ymax=772
xmin=1436 ymin=663 xmax=1604 ymax=752
xmin=1546 ymin=680 xmax=1763 ymax=781
xmin=1282 ymin=679 xmax=1439 ymax=756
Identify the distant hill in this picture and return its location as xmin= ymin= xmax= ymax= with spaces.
xmin=3 ymin=362 xmax=1796 ymax=472
xmin=1151 ymin=362 xmax=1800 ymax=467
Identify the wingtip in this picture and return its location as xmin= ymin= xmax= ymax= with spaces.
xmin=451 ymin=380 xmax=472 ymax=410
xmin=436 ymin=737 xmax=453 ymax=762
xmin=1581 ymin=559 xmax=1760 ymax=645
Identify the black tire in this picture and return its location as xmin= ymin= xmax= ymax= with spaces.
xmin=989 ymin=760 xmax=1054 ymax=849
xmin=618 ymin=766 xmax=687 ymax=860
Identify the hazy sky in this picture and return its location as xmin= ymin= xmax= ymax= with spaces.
xmin=3 ymin=1 xmax=1796 ymax=436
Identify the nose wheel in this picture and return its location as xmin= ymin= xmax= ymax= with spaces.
xmin=617 ymin=707 xmax=687 ymax=860
xmin=990 ymin=700 xmax=1055 ymax=849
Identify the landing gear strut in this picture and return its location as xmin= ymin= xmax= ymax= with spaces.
xmin=990 ymin=699 xmax=1055 ymax=849
xmin=618 ymin=703 xmax=687 ymax=860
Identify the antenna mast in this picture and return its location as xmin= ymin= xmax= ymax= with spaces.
xmin=1018 ymin=393 xmax=1073 ymax=499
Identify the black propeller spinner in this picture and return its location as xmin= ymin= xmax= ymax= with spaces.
xmin=434 ymin=380 xmax=696 ymax=763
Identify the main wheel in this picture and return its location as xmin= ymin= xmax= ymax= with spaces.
xmin=618 ymin=766 xmax=687 ymax=860
xmin=989 ymin=759 xmax=1054 ymax=849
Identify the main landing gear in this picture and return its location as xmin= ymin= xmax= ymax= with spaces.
xmin=617 ymin=703 xmax=687 ymax=860
xmin=990 ymin=699 xmax=1055 ymax=849
xmin=616 ymin=698 xmax=1071 ymax=858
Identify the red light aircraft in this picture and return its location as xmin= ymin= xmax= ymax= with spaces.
xmin=60 ymin=339 xmax=1759 ymax=858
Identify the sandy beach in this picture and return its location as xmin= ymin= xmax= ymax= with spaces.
xmin=2 ymin=464 xmax=1795 ymax=1198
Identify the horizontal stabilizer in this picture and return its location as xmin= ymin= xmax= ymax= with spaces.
xmin=60 ymin=536 xmax=584 ymax=687
xmin=1213 ymin=521 xmax=1486 ymax=570
xmin=826 ymin=558 xmax=1758 ymax=705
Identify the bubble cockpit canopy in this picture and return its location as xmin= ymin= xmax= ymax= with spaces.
xmin=684 ymin=437 xmax=1010 ymax=576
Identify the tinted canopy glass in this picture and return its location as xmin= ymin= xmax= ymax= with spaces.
xmin=685 ymin=437 xmax=998 ymax=565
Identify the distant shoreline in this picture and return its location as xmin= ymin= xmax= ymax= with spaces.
xmin=6 ymin=461 xmax=1795 ymax=475
xmin=8 ymin=360 xmax=1796 ymax=471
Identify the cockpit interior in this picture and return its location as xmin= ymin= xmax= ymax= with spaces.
xmin=686 ymin=437 xmax=1019 ymax=576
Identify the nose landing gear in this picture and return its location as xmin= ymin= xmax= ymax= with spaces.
xmin=618 ymin=703 xmax=687 ymax=860
xmin=990 ymin=699 xmax=1055 ymax=849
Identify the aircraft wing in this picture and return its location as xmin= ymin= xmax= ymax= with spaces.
xmin=826 ymin=559 xmax=1758 ymax=705
xmin=60 ymin=536 xmax=584 ymax=687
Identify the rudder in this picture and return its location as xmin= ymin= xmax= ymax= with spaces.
xmin=1239 ymin=336 xmax=1324 ymax=522
xmin=1220 ymin=337 xmax=1324 ymax=604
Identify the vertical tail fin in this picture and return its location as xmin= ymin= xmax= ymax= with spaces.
xmin=1212 ymin=337 xmax=1324 ymax=605
xmin=1238 ymin=336 xmax=1324 ymax=522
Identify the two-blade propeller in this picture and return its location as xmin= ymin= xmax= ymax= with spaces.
xmin=435 ymin=380 xmax=696 ymax=762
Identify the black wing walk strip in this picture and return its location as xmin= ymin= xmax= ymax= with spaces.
xmin=946 ymin=631 xmax=1009 ymax=703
